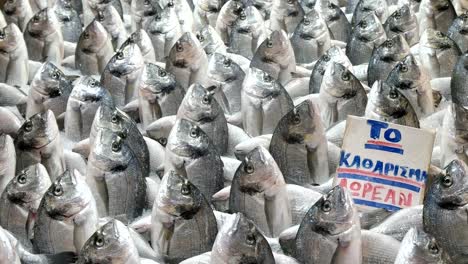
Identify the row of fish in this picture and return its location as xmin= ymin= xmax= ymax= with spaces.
xmin=1 ymin=0 xmax=468 ymax=262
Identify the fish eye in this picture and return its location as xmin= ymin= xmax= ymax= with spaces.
xmin=323 ymin=54 xmax=330 ymax=61
xmin=158 ymin=137 xmax=167 ymax=146
xmin=428 ymin=240 xmax=440 ymax=254
xmin=118 ymin=128 xmax=128 ymax=139
xmin=116 ymin=51 xmax=124 ymax=60
xmin=53 ymin=185 xmax=63 ymax=196
xmin=181 ymin=182 xmax=191 ymax=195
xmin=33 ymin=15 xmax=40 ymax=22
xmin=0 ymin=30 xmax=5 ymax=39
xmin=341 ymin=72 xmax=350 ymax=81
xmin=202 ymin=94 xmax=211 ymax=104
xmin=246 ymin=233 xmax=256 ymax=245
xmin=112 ymin=138 xmax=122 ymax=152
xmin=239 ymin=11 xmax=247 ymax=20
xmin=24 ymin=121 xmax=33 ymax=132
xmin=441 ymin=174 xmax=453 ymax=187
xmin=385 ymin=40 xmax=393 ymax=48
xmin=196 ymin=33 xmax=205 ymax=42
xmin=159 ymin=69 xmax=167 ymax=77
xmin=389 ymin=88 xmax=399 ymax=99
xmin=223 ymin=58 xmax=232 ymax=67
xmin=321 ymin=200 xmax=332 ymax=212
xmin=266 ymin=39 xmax=273 ymax=48
xmin=94 ymin=235 xmax=104 ymax=247
xmin=51 ymin=71 xmax=59 ymax=79
xmin=144 ymin=0 xmax=150 ymax=4
xmin=399 ymin=63 xmax=408 ymax=72
xmin=303 ymin=19 xmax=310 ymax=25
xmin=83 ymin=31 xmax=89 ymax=39
xmin=263 ymin=73 xmax=272 ymax=82
xmin=359 ymin=21 xmax=367 ymax=28
xmin=17 ymin=174 xmax=27 ymax=184
xmin=167 ymin=0 xmax=174 ymax=7
xmin=436 ymin=31 xmax=444 ymax=38
xmin=89 ymin=80 xmax=97 ymax=87
xmin=244 ymin=162 xmax=254 ymax=174
xmin=190 ymin=128 xmax=199 ymax=138
xmin=111 ymin=113 xmax=119 ymax=123
xmin=292 ymin=113 xmax=301 ymax=124
xmin=176 ymin=42 xmax=183 ymax=52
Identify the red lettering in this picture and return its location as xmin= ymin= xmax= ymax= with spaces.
xmin=362 ymin=183 xmax=373 ymax=198
xmin=371 ymin=185 xmax=384 ymax=201
xmin=339 ymin=178 xmax=348 ymax=188
xmin=399 ymin=192 xmax=413 ymax=207
xmin=350 ymin=182 xmax=361 ymax=191
xmin=384 ymin=189 xmax=396 ymax=205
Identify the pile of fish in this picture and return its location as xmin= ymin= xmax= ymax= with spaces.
xmin=0 ymin=0 xmax=468 ymax=262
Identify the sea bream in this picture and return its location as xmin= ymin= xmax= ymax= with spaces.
xmin=3 ymin=0 xmax=33 ymax=32
xmin=0 ymin=23 xmax=29 ymax=88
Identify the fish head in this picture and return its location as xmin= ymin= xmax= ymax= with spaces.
xmin=140 ymin=63 xmax=178 ymax=99
xmin=92 ymin=105 xmax=135 ymax=139
xmin=107 ymin=41 xmax=144 ymax=78
xmin=145 ymin=116 xmax=174 ymax=146
xmin=16 ymin=110 xmax=58 ymax=149
xmin=375 ymin=34 xmax=410 ymax=62
xmin=358 ymin=0 xmax=387 ymax=21
xmin=0 ymin=23 xmax=22 ymax=53
xmin=401 ymin=228 xmax=446 ymax=262
xmin=88 ymin=129 xmax=133 ymax=173
xmin=196 ymin=26 xmax=225 ymax=56
xmin=451 ymin=53 xmax=468 ymax=106
xmin=355 ymin=13 xmax=385 ymax=42
xmin=166 ymin=118 xmax=211 ymax=158
xmin=147 ymin=4 xmax=179 ymax=34
xmin=386 ymin=4 xmax=415 ymax=33
xmin=304 ymin=186 xmax=355 ymax=235
xmin=282 ymin=99 xmax=321 ymax=144
xmin=386 ymin=54 xmax=420 ymax=90
xmin=133 ymin=0 xmax=158 ymax=17
xmin=213 ymin=213 xmax=272 ymax=262
xmin=244 ymin=67 xmax=282 ymax=98
xmin=255 ymin=30 xmax=291 ymax=64
xmin=69 ymin=76 xmax=112 ymax=111
xmin=168 ymin=32 xmax=204 ymax=68
xmin=421 ymin=29 xmax=457 ymax=50
xmin=368 ymin=80 xmax=413 ymax=119
xmin=178 ymin=83 xmax=221 ymax=123
xmin=208 ymin=52 xmax=243 ymax=84
xmin=232 ymin=5 xmax=264 ymax=35
xmin=197 ymin=0 xmax=222 ymax=25
xmin=3 ymin=0 xmax=20 ymax=16
xmin=79 ymin=20 xmax=109 ymax=53
xmin=43 ymin=170 xmax=91 ymax=220
xmin=236 ymin=146 xmax=281 ymax=194
xmin=428 ymin=159 xmax=468 ymax=207
xmin=27 ymin=8 xmax=58 ymax=37
xmin=33 ymin=62 xmax=73 ymax=99
xmin=157 ymin=171 xmax=203 ymax=219
xmin=322 ymin=62 xmax=360 ymax=99
xmin=6 ymin=164 xmax=50 ymax=209
xmin=79 ymin=219 xmax=135 ymax=263
xmin=294 ymin=10 xmax=328 ymax=40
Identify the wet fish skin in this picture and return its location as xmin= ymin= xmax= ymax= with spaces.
xmin=3 ymin=0 xmax=33 ymax=32
xmin=0 ymin=163 xmax=50 ymax=247
xmin=95 ymin=4 xmax=127 ymax=50
xmin=0 ymin=84 xmax=27 ymax=107
xmin=370 ymin=205 xmax=423 ymax=241
xmin=450 ymin=52 xmax=468 ymax=107
xmin=151 ymin=171 xmax=218 ymax=263
xmin=193 ymin=0 xmax=223 ymax=30
xmin=394 ymin=227 xmax=449 ymax=264
xmin=418 ymin=0 xmax=456 ymax=36
xmin=158 ymin=0 xmax=194 ymax=33
xmin=0 ymin=107 xmax=23 ymax=136
xmin=346 ymin=13 xmax=387 ymax=65
xmin=196 ymin=25 xmax=226 ymax=57
xmin=383 ymin=4 xmax=419 ymax=47
xmin=164 ymin=118 xmax=224 ymax=202
xmin=386 ymin=54 xmax=434 ymax=118
xmin=448 ymin=13 xmax=468 ymax=53
xmin=15 ymin=110 xmax=66 ymax=181
xmin=269 ymin=0 xmax=304 ymax=34
xmin=440 ymin=103 xmax=468 ymax=167
xmin=211 ymin=213 xmax=276 ymax=263
xmin=0 ymin=133 xmax=16 ymax=195
xmin=351 ymin=0 xmax=389 ymax=27
xmin=309 ymin=46 xmax=353 ymax=94
xmin=367 ymin=34 xmax=411 ymax=87
xmin=365 ymin=80 xmax=420 ymax=128
xmin=361 ymin=230 xmax=400 ymax=264
xmin=176 ymin=83 xmax=228 ymax=155
xmin=53 ymin=0 xmax=82 ymax=43
xmin=146 ymin=115 xmax=177 ymax=147
xmin=130 ymin=0 xmax=158 ymax=31
xmin=24 ymin=7 xmax=64 ymax=66
xmin=65 ymin=76 xmax=113 ymax=142
xmin=130 ymin=29 xmax=157 ymax=63
xmin=215 ymin=0 xmax=244 ymax=45
xmin=241 ymin=67 xmax=294 ymax=137
xmin=294 ymin=186 xmax=362 ymax=264
xmin=0 ymin=225 xmax=21 ymax=263
xmin=75 ymin=19 xmax=114 ymax=76
xmin=423 ymin=159 xmax=468 ymax=263
xmin=138 ymin=63 xmax=185 ymax=130
xmin=270 ymin=99 xmax=329 ymax=185
xmin=314 ymin=0 xmax=351 ymax=43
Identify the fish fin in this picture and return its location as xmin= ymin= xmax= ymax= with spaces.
xmin=212 ymin=186 xmax=231 ymax=201
xmin=72 ymin=138 xmax=90 ymax=157
xmin=122 ymin=99 xmax=140 ymax=112
xmin=43 ymin=251 xmax=77 ymax=264
xmin=129 ymin=213 xmax=152 ymax=233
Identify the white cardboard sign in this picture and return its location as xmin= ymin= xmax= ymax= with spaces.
xmin=335 ymin=116 xmax=435 ymax=211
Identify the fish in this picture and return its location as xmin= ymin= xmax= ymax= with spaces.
xmin=144 ymin=2 xmax=183 ymax=62
xmin=26 ymin=62 xmax=75 ymax=119
xmin=0 ymin=107 xmax=23 ymax=136
xmin=166 ymin=32 xmax=209 ymax=91
xmin=151 ymin=171 xmax=218 ymax=263
xmin=448 ymin=13 xmax=468 ymax=53
xmin=100 ymin=37 xmax=145 ymax=107
xmin=75 ymin=19 xmax=115 ymax=76
xmin=129 ymin=29 xmax=156 ymax=63
xmin=418 ymin=0 xmax=456 ymax=36
xmin=346 ymin=13 xmax=387 ymax=66
xmin=164 ymin=118 xmax=224 ymax=202
xmin=3 ymin=0 xmax=33 ymax=32
xmin=146 ymin=115 xmax=177 ymax=146
xmin=293 ymin=186 xmax=361 ymax=264
xmin=319 ymin=62 xmax=367 ymax=128
xmin=314 ymin=0 xmax=351 ymax=42
xmin=176 ymin=83 xmax=228 ymax=155
xmin=270 ymin=98 xmax=329 ymax=185
xmin=370 ymin=205 xmax=423 ymax=241
xmin=309 ymin=46 xmax=353 ymax=94
xmin=211 ymin=213 xmax=276 ymax=263
xmin=0 ymin=11 xmax=6 ymax=29
xmin=205 ymin=52 xmax=244 ymax=126
xmin=394 ymin=227 xmax=450 ymax=263
xmin=0 ymin=84 xmax=27 ymax=107
xmin=383 ymin=4 xmax=419 ymax=47
xmin=0 ymin=163 xmax=50 ymax=248
xmin=53 ymin=0 xmax=82 ymax=43
xmin=214 ymin=0 xmax=244 ymax=45
xmin=0 ymin=133 xmax=16 ymax=194
xmin=24 ymin=8 xmax=64 ymax=66
xmin=130 ymin=0 xmax=158 ymax=31
xmin=367 ymin=34 xmax=411 ymax=87
xmin=418 ymin=29 xmax=461 ymax=79
xmin=159 ymin=0 xmax=194 ymax=33
xmin=290 ymin=10 xmax=331 ymax=68
xmin=0 ymin=225 xmax=21 ymax=263
xmin=229 ymin=146 xmax=292 ymax=237
xmin=269 ymin=0 xmax=304 ymax=34
xmin=250 ymin=0 xmax=273 ymax=20
xmin=365 ymin=80 xmax=420 ymax=128
xmin=386 ymin=54 xmax=435 ymax=118
xmin=0 ymin=23 xmax=29 ymax=88
xmin=136 ymin=63 xmax=185 ymax=130
xmin=423 ymin=159 xmax=468 ymax=263
xmin=440 ymin=103 xmax=468 ymax=167
xmin=15 ymin=110 xmax=66 ymax=181
xmin=195 ymin=25 xmax=226 ymax=57
xmin=87 ymin=0 xmax=123 ymax=23
xmin=193 ymin=0 xmax=223 ymax=30
xmin=361 ymin=230 xmax=401 ymax=264
xmin=86 ymin=128 xmax=147 ymax=222
xmin=241 ymin=67 xmax=294 ymax=137
xmin=251 ymin=30 xmax=296 ymax=86
xmin=451 ymin=53 xmax=468 ymax=107
xmin=228 ymin=5 xmax=267 ymax=60
xmin=351 ymin=0 xmax=389 ymax=27
xmin=64 ymin=76 xmax=113 ymax=142
xmin=96 ymin=4 xmax=127 ymax=50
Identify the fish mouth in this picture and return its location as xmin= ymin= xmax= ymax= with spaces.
xmin=239 ymin=184 xmax=262 ymax=195
xmin=286 ymin=133 xmax=304 ymax=144
xmin=4 ymin=8 xmax=16 ymax=15
xmin=300 ymin=33 xmax=315 ymax=40
xmin=396 ymin=80 xmax=414 ymax=90
xmin=237 ymin=28 xmax=252 ymax=34
xmin=173 ymin=59 xmax=188 ymax=68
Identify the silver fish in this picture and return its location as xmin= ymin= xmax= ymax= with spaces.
xmin=440 ymin=103 xmax=468 ymax=167
xmin=3 ymin=0 xmax=33 ymax=32
xmin=53 ymin=0 xmax=82 ymax=43
xmin=370 ymin=205 xmax=423 ymax=241
xmin=269 ymin=0 xmax=304 ymax=34
xmin=383 ymin=4 xmax=419 ymax=47
xmin=0 ymin=23 xmax=29 ymax=88
xmin=314 ymin=0 xmax=351 ymax=42
xmin=96 ymin=4 xmax=127 ymax=50
xmin=193 ymin=0 xmax=223 ymax=30
xmin=361 ymin=230 xmax=401 ymax=264
xmin=151 ymin=171 xmax=218 ymax=263
xmin=129 ymin=29 xmax=156 ymax=63
xmin=0 ymin=134 xmax=17 ymax=197
xmin=351 ymin=0 xmax=389 ymax=27
xmin=270 ymin=98 xmax=329 ymax=185
xmin=0 ymin=84 xmax=27 ymax=107
xmin=158 ymin=0 xmax=194 ymax=33
xmin=196 ymin=25 xmax=227 ymax=56
xmin=418 ymin=0 xmax=456 ymax=36
xmin=448 ymin=13 xmax=468 ymax=53
xmin=130 ymin=0 xmax=158 ymax=31
xmin=0 ymin=107 xmax=23 ymax=136
xmin=451 ymin=53 xmax=468 ymax=107
xmin=215 ymin=0 xmax=244 ymax=45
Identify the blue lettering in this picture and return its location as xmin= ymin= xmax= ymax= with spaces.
xmin=409 ymin=169 xmax=421 ymax=181
xmin=384 ymin=129 xmax=401 ymax=143
xmin=367 ymin=120 xmax=389 ymax=139
xmin=350 ymin=155 xmax=361 ymax=169
xmin=339 ymin=151 xmax=351 ymax=167
xmin=362 ymin=159 xmax=373 ymax=169
xmin=373 ymin=161 xmax=383 ymax=174
xmin=384 ymin=163 xmax=394 ymax=175
xmin=400 ymin=166 xmax=408 ymax=178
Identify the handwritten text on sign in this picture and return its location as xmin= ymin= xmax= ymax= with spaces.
xmin=335 ymin=117 xmax=435 ymax=211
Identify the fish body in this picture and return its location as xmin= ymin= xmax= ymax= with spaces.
xmin=53 ymin=0 xmax=82 ymax=43
xmin=448 ymin=13 xmax=468 ymax=53
xmin=3 ymin=0 xmax=33 ymax=32
xmin=96 ymin=4 xmax=127 ymax=50
xmin=0 ymin=134 xmax=16 ymax=194
xmin=314 ymin=0 xmax=351 ymax=42
xmin=383 ymin=4 xmax=419 ymax=47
